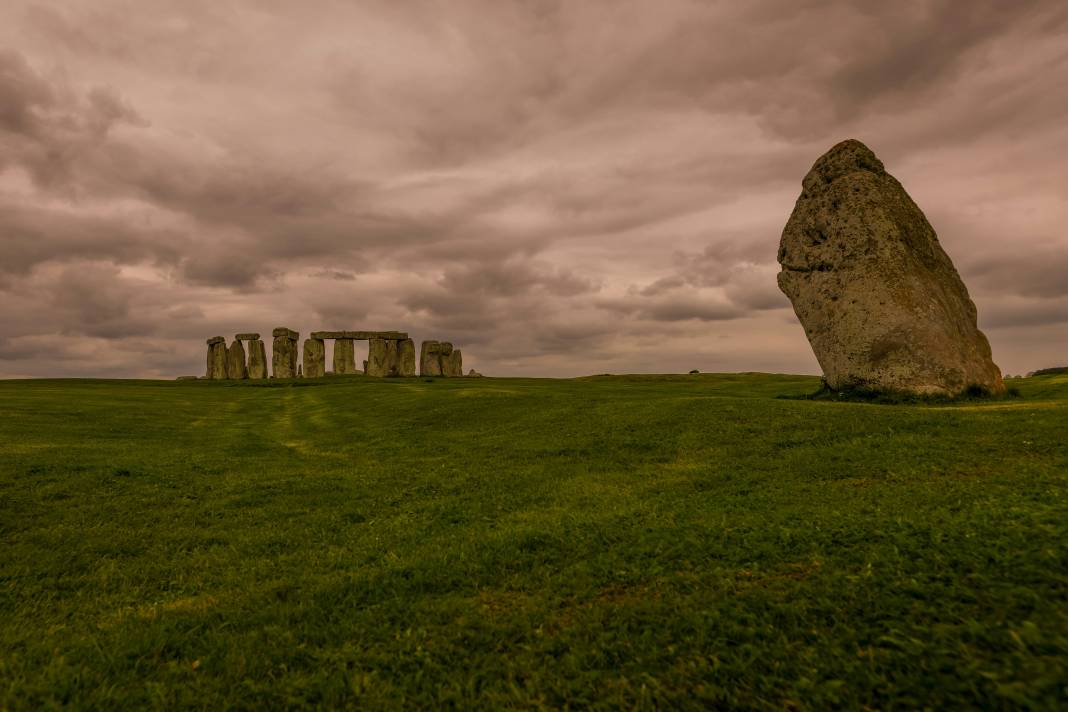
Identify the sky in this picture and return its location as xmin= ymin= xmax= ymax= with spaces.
xmin=1 ymin=0 xmax=1066 ymax=379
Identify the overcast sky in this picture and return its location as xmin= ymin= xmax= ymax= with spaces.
xmin=2 ymin=0 xmax=1066 ymax=379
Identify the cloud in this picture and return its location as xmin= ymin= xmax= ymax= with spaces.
xmin=0 ymin=1 xmax=1066 ymax=378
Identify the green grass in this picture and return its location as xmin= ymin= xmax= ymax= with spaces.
xmin=1 ymin=373 xmax=1067 ymax=710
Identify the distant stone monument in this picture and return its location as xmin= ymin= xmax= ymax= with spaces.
xmin=198 ymin=328 xmax=459 ymax=381
xmin=777 ymin=139 xmax=1004 ymax=396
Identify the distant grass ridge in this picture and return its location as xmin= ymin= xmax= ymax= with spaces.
xmin=1 ymin=373 xmax=1067 ymax=709
xmin=1030 ymin=366 xmax=1068 ymax=376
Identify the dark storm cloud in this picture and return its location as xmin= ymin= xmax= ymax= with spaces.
xmin=0 ymin=1 xmax=1066 ymax=378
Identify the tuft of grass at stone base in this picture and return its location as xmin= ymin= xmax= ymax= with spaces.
xmin=1 ymin=373 xmax=1067 ymax=709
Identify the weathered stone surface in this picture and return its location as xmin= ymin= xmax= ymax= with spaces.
xmin=467 ymin=369 xmax=483 ymax=377
xmin=247 ymin=339 xmax=268 ymax=379
xmin=442 ymin=349 xmax=463 ymax=377
xmin=303 ymin=338 xmax=326 ymax=378
xmin=420 ymin=341 xmax=442 ymax=377
xmin=227 ymin=339 xmax=248 ymax=379
xmin=438 ymin=342 xmax=454 ymax=356
xmin=777 ymin=139 xmax=1004 ymax=396
xmin=311 ymin=330 xmax=409 ymax=341
xmin=333 ymin=338 xmax=357 ymax=374
xmin=397 ymin=339 xmax=416 ymax=377
xmin=272 ymin=328 xmax=299 ymax=378
xmin=206 ymin=340 xmax=228 ymax=379
xmin=235 ymin=332 xmax=260 ymax=341
xmin=176 ymin=375 xmax=199 ymax=381
xmin=367 ymin=338 xmax=399 ymax=377
xmin=206 ymin=335 xmax=225 ymax=346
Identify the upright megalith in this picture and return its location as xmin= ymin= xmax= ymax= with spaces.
xmin=443 ymin=348 xmax=463 ymax=377
xmin=397 ymin=339 xmax=417 ymax=377
xmin=272 ymin=327 xmax=299 ymax=378
xmin=367 ymin=338 xmax=399 ymax=377
xmin=777 ymin=139 xmax=1004 ymax=396
xmin=247 ymin=339 xmax=268 ymax=379
xmin=227 ymin=339 xmax=248 ymax=379
xmin=420 ymin=340 xmax=443 ymax=377
xmin=333 ymin=338 xmax=357 ymax=374
xmin=206 ymin=336 xmax=228 ymax=380
xmin=303 ymin=338 xmax=326 ymax=378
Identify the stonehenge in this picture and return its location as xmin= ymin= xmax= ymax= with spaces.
xmin=200 ymin=329 xmax=468 ymax=380
xmin=420 ymin=340 xmax=463 ymax=377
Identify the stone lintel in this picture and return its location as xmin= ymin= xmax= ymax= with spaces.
xmin=235 ymin=332 xmax=261 ymax=341
xmin=272 ymin=327 xmax=299 ymax=339
xmin=310 ymin=330 xmax=408 ymax=340
xmin=206 ymin=336 xmax=225 ymax=345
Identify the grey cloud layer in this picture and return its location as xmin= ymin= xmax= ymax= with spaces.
xmin=0 ymin=0 xmax=1066 ymax=378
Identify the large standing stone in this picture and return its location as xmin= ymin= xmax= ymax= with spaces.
xmin=303 ymin=338 xmax=326 ymax=378
xmin=206 ymin=336 xmax=228 ymax=380
xmin=777 ymin=139 xmax=1004 ymax=396
xmin=367 ymin=338 xmax=399 ymax=377
xmin=333 ymin=338 xmax=357 ymax=374
xmin=272 ymin=327 xmax=299 ymax=378
xmin=443 ymin=349 xmax=463 ymax=377
xmin=227 ymin=339 xmax=248 ymax=379
xmin=397 ymin=339 xmax=417 ymax=377
xmin=420 ymin=340 xmax=442 ymax=377
xmin=247 ymin=339 xmax=268 ymax=379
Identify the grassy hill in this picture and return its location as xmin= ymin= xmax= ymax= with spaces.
xmin=2 ymin=373 xmax=1066 ymax=709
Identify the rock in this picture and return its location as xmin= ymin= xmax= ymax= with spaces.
xmin=367 ymin=338 xmax=399 ymax=377
xmin=777 ymin=139 xmax=1004 ymax=396
xmin=176 ymin=375 xmax=199 ymax=381
xmin=271 ymin=327 xmax=299 ymax=378
xmin=227 ymin=339 xmax=248 ymax=379
xmin=420 ymin=341 xmax=442 ymax=377
xmin=437 ymin=342 xmax=454 ymax=356
xmin=467 ymin=369 xmax=483 ymax=377
xmin=235 ymin=333 xmax=260 ymax=341
xmin=333 ymin=338 xmax=357 ymax=374
xmin=443 ymin=349 xmax=463 ymax=377
xmin=247 ymin=339 xmax=268 ymax=379
xmin=206 ymin=338 xmax=228 ymax=379
xmin=397 ymin=339 xmax=416 ymax=377
xmin=311 ymin=330 xmax=409 ymax=340
xmin=298 ymin=364 xmax=303 ymax=377
xmin=303 ymin=338 xmax=326 ymax=378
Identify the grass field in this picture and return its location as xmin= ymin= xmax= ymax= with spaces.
xmin=2 ymin=373 xmax=1067 ymax=709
